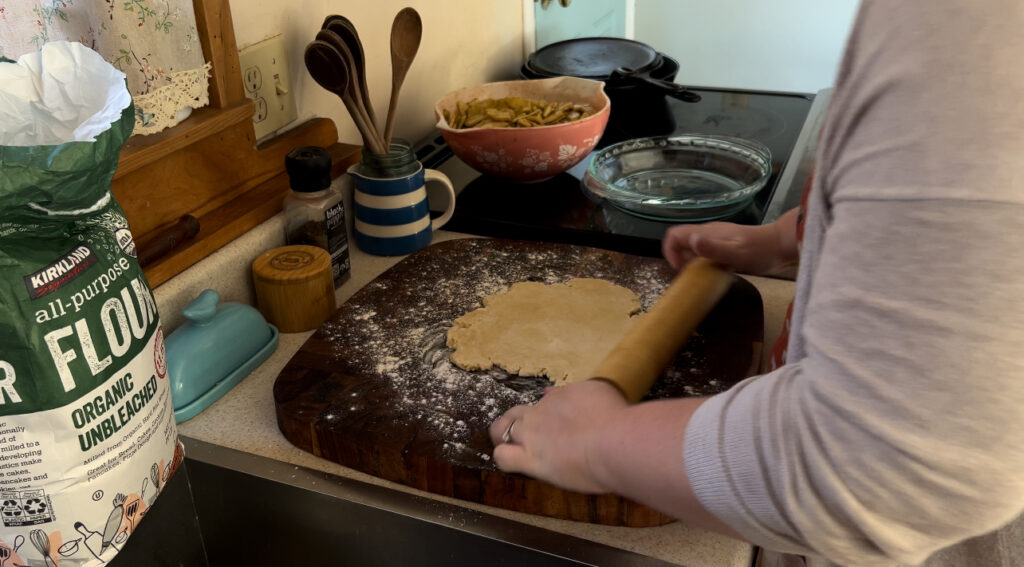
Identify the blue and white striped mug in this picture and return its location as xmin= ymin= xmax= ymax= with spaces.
xmin=349 ymin=159 xmax=456 ymax=256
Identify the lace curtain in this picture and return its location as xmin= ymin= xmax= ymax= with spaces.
xmin=0 ymin=0 xmax=211 ymax=135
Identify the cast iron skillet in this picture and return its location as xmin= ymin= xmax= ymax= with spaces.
xmin=524 ymin=37 xmax=701 ymax=103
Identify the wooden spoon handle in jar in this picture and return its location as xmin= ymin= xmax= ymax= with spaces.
xmin=590 ymin=258 xmax=733 ymax=403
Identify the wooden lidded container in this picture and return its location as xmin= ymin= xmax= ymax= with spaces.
xmin=252 ymin=245 xmax=337 ymax=332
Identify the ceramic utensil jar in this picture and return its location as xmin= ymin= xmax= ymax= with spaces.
xmin=349 ymin=139 xmax=455 ymax=255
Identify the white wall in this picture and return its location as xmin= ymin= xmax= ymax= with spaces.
xmin=229 ymin=1 xmax=524 ymax=147
xmin=634 ymin=0 xmax=859 ymax=93
xmin=534 ymin=0 xmax=629 ymax=49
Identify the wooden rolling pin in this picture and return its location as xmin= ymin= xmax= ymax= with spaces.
xmin=591 ymin=258 xmax=734 ymax=403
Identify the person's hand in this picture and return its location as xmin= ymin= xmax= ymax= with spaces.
xmin=661 ymin=208 xmax=800 ymax=275
xmin=489 ymin=379 xmax=628 ymax=494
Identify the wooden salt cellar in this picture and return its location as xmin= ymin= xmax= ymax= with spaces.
xmin=252 ymin=245 xmax=336 ymax=332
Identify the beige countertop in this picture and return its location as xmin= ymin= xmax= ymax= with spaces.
xmin=154 ymin=213 xmax=796 ymax=567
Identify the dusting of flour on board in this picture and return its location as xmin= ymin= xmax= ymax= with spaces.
xmin=316 ymin=241 xmax=724 ymax=468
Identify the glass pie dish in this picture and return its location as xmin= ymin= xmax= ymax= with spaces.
xmin=582 ymin=135 xmax=772 ymax=221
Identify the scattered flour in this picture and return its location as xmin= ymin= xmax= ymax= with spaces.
xmin=315 ymin=240 xmax=730 ymax=468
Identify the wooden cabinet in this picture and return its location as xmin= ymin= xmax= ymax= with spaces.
xmin=112 ymin=0 xmax=360 ymax=287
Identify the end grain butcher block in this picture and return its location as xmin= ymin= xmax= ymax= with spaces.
xmin=273 ymin=238 xmax=763 ymax=527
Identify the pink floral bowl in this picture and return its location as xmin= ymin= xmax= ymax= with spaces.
xmin=435 ymin=77 xmax=610 ymax=183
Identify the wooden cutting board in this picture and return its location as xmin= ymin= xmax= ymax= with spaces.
xmin=273 ymin=238 xmax=763 ymax=526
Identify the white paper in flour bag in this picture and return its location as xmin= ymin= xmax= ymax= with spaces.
xmin=0 ymin=42 xmax=183 ymax=566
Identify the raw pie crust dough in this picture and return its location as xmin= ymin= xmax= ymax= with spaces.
xmin=446 ymin=278 xmax=641 ymax=385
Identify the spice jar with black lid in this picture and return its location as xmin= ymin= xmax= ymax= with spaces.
xmin=282 ymin=146 xmax=351 ymax=287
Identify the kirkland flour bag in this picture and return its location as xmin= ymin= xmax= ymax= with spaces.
xmin=0 ymin=42 xmax=182 ymax=566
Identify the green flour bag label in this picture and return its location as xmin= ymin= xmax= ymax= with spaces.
xmin=0 ymin=42 xmax=182 ymax=566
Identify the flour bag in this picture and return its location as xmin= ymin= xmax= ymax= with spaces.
xmin=0 ymin=42 xmax=182 ymax=566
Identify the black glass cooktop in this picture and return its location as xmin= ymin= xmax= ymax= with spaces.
xmin=416 ymin=87 xmax=818 ymax=258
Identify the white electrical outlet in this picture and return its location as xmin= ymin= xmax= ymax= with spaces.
xmin=239 ymin=35 xmax=298 ymax=140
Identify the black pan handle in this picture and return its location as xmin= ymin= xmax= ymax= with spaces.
xmin=613 ymin=67 xmax=702 ymax=103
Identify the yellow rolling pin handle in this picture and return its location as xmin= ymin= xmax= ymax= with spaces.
xmin=590 ymin=258 xmax=734 ymax=404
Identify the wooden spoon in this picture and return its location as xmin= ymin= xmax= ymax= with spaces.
xmin=315 ymin=30 xmax=386 ymax=152
xmin=304 ymin=40 xmax=385 ymax=154
xmin=589 ymin=258 xmax=734 ymax=403
xmin=323 ymin=17 xmax=379 ymax=134
xmin=315 ymin=29 xmax=386 ymax=152
xmin=321 ymin=13 xmax=350 ymax=30
xmin=384 ymin=7 xmax=423 ymax=147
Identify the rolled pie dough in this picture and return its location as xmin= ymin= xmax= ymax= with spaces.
xmin=446 ymin=278 xmax=641 ymax=385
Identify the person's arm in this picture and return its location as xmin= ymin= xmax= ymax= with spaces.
xmin=488 ymin=211 xmax=804 ymax=538
xmin=661 ymin=208 xmax=800 ymax=274
xmin=682 ymin=198 xmax=1024 ymax=564
xmin=492 ymin=198 xmax=1024 ymax=565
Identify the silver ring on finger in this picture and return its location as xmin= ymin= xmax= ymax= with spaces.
xmin=502 ymin=420 xmax=518 ymax=444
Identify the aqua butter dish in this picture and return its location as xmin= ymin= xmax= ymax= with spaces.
xmin=166 ymin=289 xmax=278 ymax=423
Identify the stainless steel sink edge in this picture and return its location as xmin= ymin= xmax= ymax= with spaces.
xmin=180 ymin=435 xmax=683 ymax=567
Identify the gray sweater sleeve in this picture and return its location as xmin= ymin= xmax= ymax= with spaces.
xmin=683 ymin=2 xmax=1024 ymax=565
xmin=685 ymin=199 xmax=1024 ymax=565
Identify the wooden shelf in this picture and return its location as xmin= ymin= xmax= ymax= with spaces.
xmin=115 ymin=100 xmax=254 ymax=179
xmin=116 ymin=117 xmax=360 ymax=288
xmin=109 ymin=0 xmax=362 ymax=287
xmin=137 ymin=140 xmax=360 ymax=287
